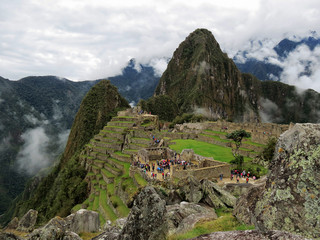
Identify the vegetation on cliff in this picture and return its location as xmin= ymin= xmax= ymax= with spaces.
xmin=2 ymin=80 xmax=129 ymax=225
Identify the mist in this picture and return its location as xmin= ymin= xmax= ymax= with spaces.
xmin=16 ymin=126 xmax=70 ymax=175
xmin=259 ymin=98 xmax=283 ymax=123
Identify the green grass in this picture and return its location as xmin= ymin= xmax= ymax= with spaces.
xmin=100 ymin=190 xmax=117 ymax=222
xmin=104 ymin=162 xmax=122 ymax=174
xmin=107 ymin=183 xmax=115 ymax=196
xmin=204 ymin=130 xmax=228 ymax=135
xmin=200 ymin=134 xmax=231 ymax=143
xmin=110 ymin=196 xmax=130 ymax=217
xmin=121 ymin=177 xmax=138 ymax=197
xmin=72 ymin=204 xmax=82 ymax=212
xmin=114 ymin=151 xmax=131 ymax=158
xmin=169 ymin=208 xmax=255 ymax=240
xmin=110 ymin=121 xmax=135 ymax=123
xmin=243 ymin=139 xmax=266 ymax=147
xmin=99 ymin=214 xmax=106 ymax=227
xmin=134 ymin=173 xmax=148 ymax=187
xmin=170 ymin=139 xmax=234 ymax=163
xmin=101 ymin=169 xmax=115 ymax=178
xmin=131 ymin=137 xmax=150 ymax=140
xmin=93 ymin=195 xmax=99 ymax=211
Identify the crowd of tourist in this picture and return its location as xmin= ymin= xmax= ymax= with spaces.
xmin=227 ymin=169 xmax=256 ymax=183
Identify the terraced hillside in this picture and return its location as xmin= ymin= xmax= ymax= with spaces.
xmin=71 ymin=110 xmax=273 ymax=227
xmin=74 ymin=114 xmax=152 ymax=226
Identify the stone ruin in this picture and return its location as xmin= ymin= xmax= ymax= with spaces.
xmin=135 ymin=147 xmax=230 ymax=181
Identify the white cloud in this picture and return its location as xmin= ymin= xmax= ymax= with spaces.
xmin=279 ymin=45 xmax=320 ymax=92
xmin=0 ymin=0 xmax=319 ymax=82
xmin=148 ymin=58 xmax=169 ymax=77
xmin=16 ymin=127 xmax=51 ymax=175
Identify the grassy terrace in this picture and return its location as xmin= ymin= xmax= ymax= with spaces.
xmin=101 ymin=169 xmax=115 ymax=178
xmin=134 ymin=173 xmax=148 ymax=187
xmin=132 ymin=137 xmax=150 ymax=140
xmin=114 ymin=151 xmax=131 ymax=158
xmin=110 ymin=195 xmax=130 ymax=217
xmin=200 ymin=133 xmax=231 ymax=143
xmin=204 ymin=130 xmax=228 ymax=135
xmin=93 ymin=195 xmax=99 ymax=211
xmin=100 ymin=190 xmax=117 ymax=221
xmin=110 ymin=121 xmax=135 ymax=123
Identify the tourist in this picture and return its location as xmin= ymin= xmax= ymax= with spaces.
xmin=253 ymin=176 xmax=256 ymax=181
xmin=237 ymin=176 xmax=240 ymax=183
xmin=246 ymin=177 xmax=249 ymax=183
xmin=219 ymin=173 xmax=223 ymax=181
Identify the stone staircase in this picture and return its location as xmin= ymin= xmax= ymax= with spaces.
xmin=76 ymin=113 xmax=152 ymax=225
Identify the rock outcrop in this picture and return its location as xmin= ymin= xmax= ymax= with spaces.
xmin=65 ymin=209 xmax=99 ymax=234
xmin=0 ymin=232 xmax=24 ymax=240
xmin=190 ymin=230 xmax=308 ymax=240
xmin=201 ymin=179 xmax=237 ymax=208
xmin=16 ymin=209 xmax=38 ymax=232
xmin=27 ymin=209 xmax=98 ymax=240
xmin=118 ymin=186 xmax=167 ymax=240
xmin=28 ymin=216 xmax=81 ymax=240
xmin=234 ymin=123 xmax=320 ymax=238
xmin=166 ymin=201 xmax=217 ymax=235
xmin=6 ymin=217 xmax=19 ymax=230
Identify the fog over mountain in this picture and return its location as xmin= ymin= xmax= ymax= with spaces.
xmin=233 ymin=32 xmax=320 ymax=92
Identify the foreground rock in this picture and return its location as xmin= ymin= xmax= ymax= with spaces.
xmin=0 ymin=232 xmax=24 ymax=240
xmin=65 ymin=209 xmax=99 ymax=234
xmin=16 ymin=209 xmax=38 ymax=232
xmin=118 ymin=186 xmax=167 ymax=240
xmin=190 ymin=230 xmax=309 ymax=240
xmin=28 ymin=209 xmax=98 ymax=240
xmin=166 ymin=201 xmax=217 ymax=235
xmin=234 ymin=124 xmax=320 ymax=238
xmin=28 ymin=216 xmax=81 ymax=240
xmin=201 ymin=179 xmax=237 ymax=208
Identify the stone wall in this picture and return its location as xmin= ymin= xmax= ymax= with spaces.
xmin=137 ymin=147 xmax=176 ymax=162
xmin=172 ymin=163 xmax=230 ymax=181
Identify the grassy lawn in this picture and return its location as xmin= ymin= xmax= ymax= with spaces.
xmin=169 ymin=208 xmax=255 ymax=240
xmin=170 ymin=139 xmax=234 ymax=163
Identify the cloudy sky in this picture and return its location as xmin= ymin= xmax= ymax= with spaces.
xmin=1 ymin=0 xmax=320 ymax=82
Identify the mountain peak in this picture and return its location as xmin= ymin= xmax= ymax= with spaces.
xmin=171 ymin=28 xmax=225 ymax=66
xmin=154 ymin=28 xmax=253 ymax=121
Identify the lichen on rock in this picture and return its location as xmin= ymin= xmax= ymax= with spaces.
xmin=234 ymin=123 xmax=320 ymax=238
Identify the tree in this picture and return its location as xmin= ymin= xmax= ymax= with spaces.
xmin=226 ymin=129 xmax=251 ymax=156
xmin=230 ymin=155 xmax=244 ymax=170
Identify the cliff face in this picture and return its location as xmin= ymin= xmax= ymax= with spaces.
xmin=154 ymin=28 xmax=320 ymax=123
